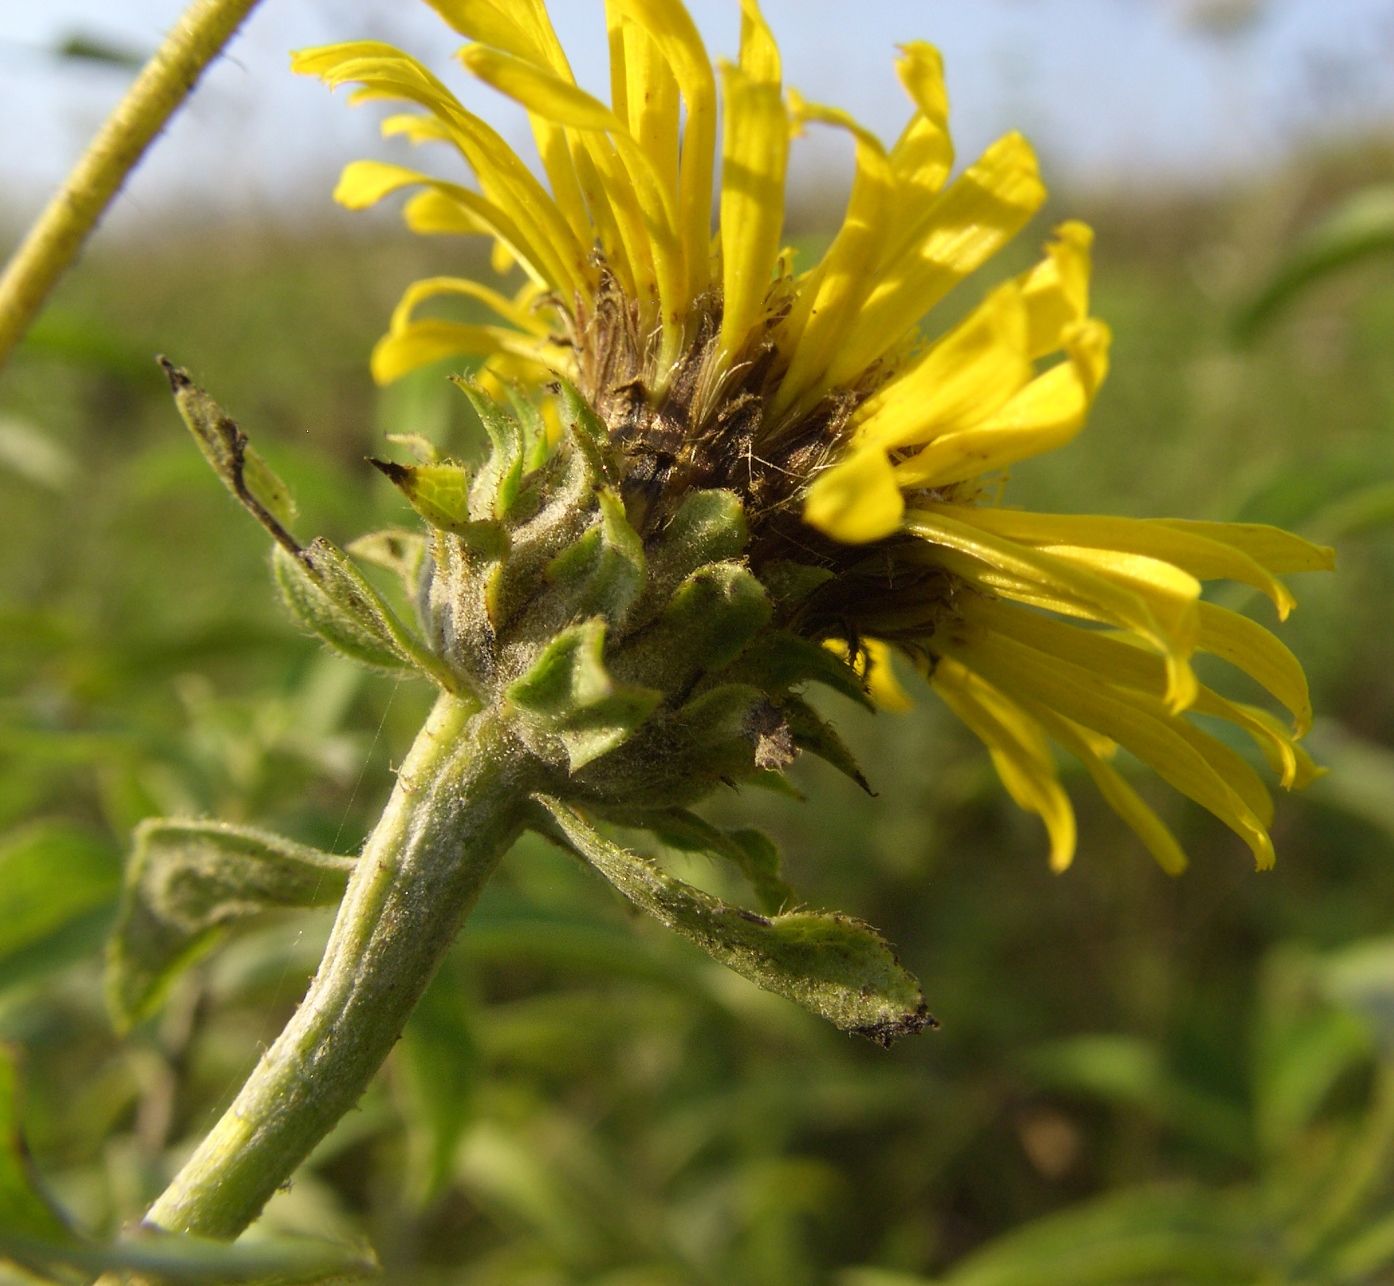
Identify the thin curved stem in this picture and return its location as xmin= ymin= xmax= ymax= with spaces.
xmin=143 ymin=694 xmax=535 ymax=1239
xmin=0 ymin=0 xmax=264 ymax=373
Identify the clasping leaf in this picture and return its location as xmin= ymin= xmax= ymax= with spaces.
xmin=106 ymin=820 xmax=356 ymax=1031
xmin=533 ymin=796 xmax=934 ymax=1045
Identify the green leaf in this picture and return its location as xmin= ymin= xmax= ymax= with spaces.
xmin=160 ymin=357 xmax=298 ymax=537
xmin=0 ymin=823 xmax=120 ymax=989
xmin=400 ymin=953 xmax=481 ymax=1204
xmin=344 ymin=527 xmax=428 ymax=601
xmin=274 ymin=540 xmax=459 ymax=691
xmin=0 ymin=416 xmax=76 ymax=492
xmin=106 ymin=819 xmax=356 ymax=1031
xmin=1025 ymin=1035 xmax=1251 ymax=1161
xmin=0 ymin=1227 xmax=377 ymax=1284
xmin=54 ymin=31 xmax=147 ymax=68
xmin=1235 ymin=184 xmax=1394 ymax=340
xmin=1321 ymin=937 xmax=1394 ymax=1054
xmin=4 ymin=1053 xmax=363 ymax=1282
xmin=533 ymin=796 xmax=934 ymax=1044
xmin=506 ymin=619 xmax=661 ymax=770
xmin=634 ymin=808 xmax=795 ymax=915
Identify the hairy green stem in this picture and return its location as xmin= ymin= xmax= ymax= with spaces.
xmin=143 ymin=694 xmax=534 ymax=1239
xmin=0 ymin=0 xmax=264 ymax=372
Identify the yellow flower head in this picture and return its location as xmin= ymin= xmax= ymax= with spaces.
xmin=294 ymin=1 xmax=1333 ymax=874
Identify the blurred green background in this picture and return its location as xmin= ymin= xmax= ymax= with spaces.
xmin=4 ymin=3 xmax=1394 ymax=1283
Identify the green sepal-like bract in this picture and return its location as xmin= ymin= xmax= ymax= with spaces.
xmin=368 ymin=458 xmax=508 ymax=556
xmin=506 ymin=618 xmax=662 ymax=770
xmin=457 ymin=379 xmax=526 ymax=519
xmin=646 ymin=488 xmax=748 ymax=591
xmin=781 ymin=696 xmax=873 ymax=794
xmin=730 ymin=630 xmax=875 ymax=710
xmin=545 ymin=489 xmax=646 ymax=629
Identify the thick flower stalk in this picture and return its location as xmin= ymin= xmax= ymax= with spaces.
xmin=119 ymin=0 xmax=1333 ymax=1246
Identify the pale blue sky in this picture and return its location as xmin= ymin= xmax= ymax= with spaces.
xmin=2 ymin=0 xmax=1391 ymax=237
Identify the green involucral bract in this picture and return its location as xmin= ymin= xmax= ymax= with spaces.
xmin=129 ymin=360 xmax=933 ymax=1044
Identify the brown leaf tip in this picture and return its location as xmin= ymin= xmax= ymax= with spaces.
xmin=368 ymin=457 xmax=411 ymax=484
xmin=156 ymin=354 xmax=192 ymax=392
xmin=853 ymin=1004 xmax=940 ymax=1048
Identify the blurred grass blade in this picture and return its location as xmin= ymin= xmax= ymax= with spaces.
xmin=0 ymin=1047 xmax=79 ymax=1258
xmin=533 ymin=796 xmax=934 ymax=1045
xmin=400 ymin=953 xmax=481 ymax=1204
xmin=54 ymin=32 xmax=148 ymax=69
xmin=1235 ymin=184 xmax=1394 ymax=340
xmin=938 ymin=1186 xmax=1270 ymax=1285
xmin=1 ymin=1048 xmax=371 ymax=1280
xmin=1025 ymin=1034 xmax=1250 ymax=1159
xmin=106 ymin=819 xmax=355 ymax=1031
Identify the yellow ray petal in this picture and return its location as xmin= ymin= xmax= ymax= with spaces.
xmin=460 ymin=42 xmax=685 ymax=349
xmin=945 ymin=630 xmax=1275 ymax=868
xmin=369 ymin=320 xmax=555 ymax=384
xmin=609 ymin=0 xmax=716 ymax=304
xmin=828 ymin=638 xmax=915 ymax=712
xmin=611 ymin=8 xmax=680 ymax=196
xmin=333 ymin=160 xmax=551 ymax=287
xmin=863 ymin=638 xmax=915 ymax=712
xmin=400 ymin=190 xmax=487 ymax=236
xmin=906 ymin=505 xmax=1198 ymax=709
xmin=293 ymin=43 xmax=587 ymax=297
xmin=968 ymin=594 xmax=1313 ymax=791
xmin=825 ymin=131 xmax=1047 ymax=392
xmin=1155 ymin=520 xmax=1337 ymax=578
xmin=1029 ymin=705 xmax=1190 ymax=875
xmin=1021 ymin=221 xmax=1093 ymax=357
xmin=935 ymin=658 xmax=1076 ymax=871
xmin=850 ymin=283 xmax=1032 ymax=451
xmin=942 ymin=506 xmax=1307 ymax=619
xmin=717 ymin=1 xmax=787 ymax=362
xmin=1192 ymin=690 xmax=1306 ymax=790
xmin=1172 ymin=721 xmax=1274 ymax=828
xmin=422 ymin=1 xmax=592 ymax=243
xmin=772 ymin=95 xmax=896 ymax=417
xmin=387 ymin=277 xmax=553 ymax=337
xmin=379 ymin=111 xmax=454 ymax=145
xmin=886 ymin=43 xmax=953 ymax=241
xmin=892 ymin=319 xmax=1110 ymax=487
xmin=1197 ymin=601 xmax=1313 ymax=733
xmin=804 ymin=447 xmax=905 ymax=544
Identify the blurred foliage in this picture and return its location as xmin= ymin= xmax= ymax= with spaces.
xmin=2 ymin=141 xmax=1394 ymax=1282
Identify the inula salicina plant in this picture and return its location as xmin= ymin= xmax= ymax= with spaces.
xmin=7 ymin=0 xmax=1339 ymax=1269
